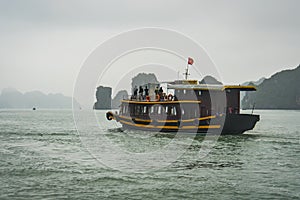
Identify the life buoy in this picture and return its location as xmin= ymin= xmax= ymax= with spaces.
xmin=167 ymin=94 xmax=173 ymax=101
xmin=106 ymin=111 xmax=114 ymax=120
xmin=146 ymin=96 xmax=150 ymax=102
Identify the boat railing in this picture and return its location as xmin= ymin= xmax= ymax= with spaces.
xmin=124 ymin=94 xmax=177 ymax=102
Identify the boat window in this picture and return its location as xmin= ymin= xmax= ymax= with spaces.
xmin=183 ymin=90 xmax=186 ymax=94
xmin=135 ymin=105 xmax=142 ymax=115
xmin=165 ymin=106 xmax=168 ymax=114
xmin=158 ymin=106 xmax=162 ymax=114
xmin=122 ymin=105 xmax=127 ymax=114
xmin=129 ymin=105 xmax=134 ymax=115
xmin=143 ymin=106 xmax=147 ymax=114
xmin=150 ymin=106 xmax=154 ymax=113
xmin=198 ymin=91 xmax=202 ymax=96
xmin=134 ymin=105 xmax=137 ymax=115
xmin=170 ymin=106 xmax=177 ymax=116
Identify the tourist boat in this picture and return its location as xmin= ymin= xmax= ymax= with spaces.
xmin=106 ymin=59 xmax=260 ymax=135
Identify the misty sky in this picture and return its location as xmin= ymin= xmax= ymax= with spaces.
xmin=0 ymin=0 xmax=299 ymax=97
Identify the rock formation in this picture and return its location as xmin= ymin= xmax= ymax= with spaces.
xmin=131 ymin=73 xmax=159 ymax=92
xmin=94 ymin=86 xmax=112 ymax=109
xmin=112 ymin=90 xmax=128 ymax=108
xmin=199 ymin=76 xmax=223 ymax=85
xmin=242 ymin=64 xmax=300 ymax=109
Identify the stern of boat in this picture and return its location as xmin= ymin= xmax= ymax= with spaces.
xmin=222 ymin=113 xmax=260 ymax=134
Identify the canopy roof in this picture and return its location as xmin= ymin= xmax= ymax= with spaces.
xmin=167 ymin=84 xmax=256 ymax=91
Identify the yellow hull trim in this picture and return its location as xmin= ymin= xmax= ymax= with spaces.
xmin=119 ymin=115 xmax=217 ymax=123
xmin=119 ymin=120 xmax=220 ymax=130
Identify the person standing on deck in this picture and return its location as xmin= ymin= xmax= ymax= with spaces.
xmin=154 ymin=86 xmax=159 ymax=100
xmin=133 ymin=86 xmax=138 ymax=99
xmin=158 ymin=87 xmax=164 ymax=101
xmin=154 ymin=86 xmax=159 ymax=96
xmin=144 ymin=86 xmax=149 ymax=97
xmin=139 ymin=86 xmax=144 ymax=100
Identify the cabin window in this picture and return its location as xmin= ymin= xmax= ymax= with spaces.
xmin=134 ymin=105 xmax=138 ymax=115
xmin=143 ymin=106 xmax=148 ymax=114
xmin=135 ymin=105 xmax=142 ymax=115
xmin=129 ymin=105 xmax=133 ymax=115
xmin=120 ymin=105 xmax=123 ymax=114
xmin=164 ymin=106 xmax=168 ymax=114
xmin=180 ymin=104 xmax=200 ymax=118
xmin=122 ymin=105 xmax=127 ymax=114
xmin=183 ymin=90 xmax=186 ymax=94
xmin=170 ymin=106 xmax=177 ymax=116
xmin=150 ymin=106 xmax=154 ymax=113
xmin=198 ymin=91 xmax=202 ymax=96
xmin=151 ymin=105 xmax=162 ymax=115
xmin=163 ymin=106 xmax=176 ymax=116
xmin=158 ymin=106 xmax=162 ymax=114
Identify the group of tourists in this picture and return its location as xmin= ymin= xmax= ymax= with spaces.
xmin=132 ymin=85 xmax=149 ymax=100
xmin=131 ymin=85 xmax=177 ymax=101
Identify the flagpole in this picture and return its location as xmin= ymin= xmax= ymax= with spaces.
xmin=184 ymin=57 xmax=193 ymax=80
xmin=185 ymin=63 xmax=189 ymax=80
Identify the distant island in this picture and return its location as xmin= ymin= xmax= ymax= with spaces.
xmin=242 ymin=64 xmax=300 ymax=109
xmin=0 ymin=88 xmax=80 ymax=109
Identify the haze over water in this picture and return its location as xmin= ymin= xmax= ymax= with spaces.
xmin=0 ymin=109 xmax=299 ymax=199
xmin=1 ymin=0 xmax=299 ymax=199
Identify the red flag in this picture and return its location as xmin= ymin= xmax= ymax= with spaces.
xmin=188 ymin=57 xmax=194 ymax=65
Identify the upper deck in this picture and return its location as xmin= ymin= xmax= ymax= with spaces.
xmin=123 ymin=80 xmax=256 ymax=116
xmin=126 ymin=81 xmax=256 ymax=102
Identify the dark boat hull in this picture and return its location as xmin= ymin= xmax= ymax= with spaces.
xmin=114 ymin=113 xmax=259 ymax=135
xmin=222 ymin=114 xmax=260 ymax=134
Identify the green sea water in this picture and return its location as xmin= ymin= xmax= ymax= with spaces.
xmin=0 ymin=109 xmax=299 ymax=199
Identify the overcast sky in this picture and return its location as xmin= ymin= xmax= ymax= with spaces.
xmin=0 ymin=0 xmax=299 ymax=96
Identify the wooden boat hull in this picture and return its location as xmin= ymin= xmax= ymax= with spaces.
xmin=222 ymin=113 xmax=260 ymax=134
xmin=108 ymin=112 xmax=260 ymax=135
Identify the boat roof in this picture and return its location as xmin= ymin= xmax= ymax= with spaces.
xmin=167 ymin=84 xmax=256 ymax=91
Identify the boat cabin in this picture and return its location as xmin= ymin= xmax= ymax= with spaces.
xmin=119 ymin=80 xmax=256 ymax=121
